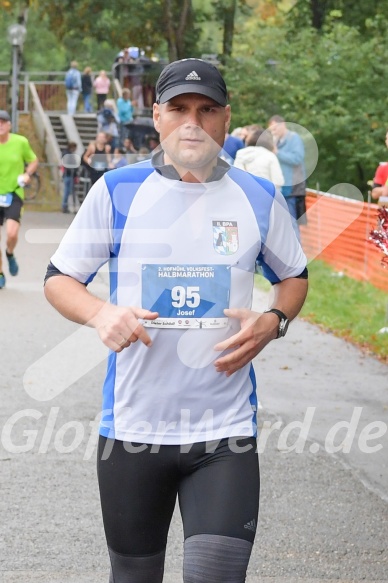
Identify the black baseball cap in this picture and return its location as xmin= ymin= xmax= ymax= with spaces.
xmin=156 ymin=58 xmax=228 ymax=106
xmin=0 ymin=110 xmax=11 ymax=122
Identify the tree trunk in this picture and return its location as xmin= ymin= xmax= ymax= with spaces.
xmin=163 ymin=0 xmax=192 ymax=62
xmin=310 ymin=0 xmax=327 ymax=30
xmin=223 ymin=0 xmax=237 ymax=58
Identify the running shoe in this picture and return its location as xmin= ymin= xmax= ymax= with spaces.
xmin=6 ymin=252 xmax=19 ymax=276
xmin=0 ymin=273 xmax=5 ymax=288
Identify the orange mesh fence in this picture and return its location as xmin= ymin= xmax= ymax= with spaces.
xmin=300 ymin=190 xmax=388 ymax=292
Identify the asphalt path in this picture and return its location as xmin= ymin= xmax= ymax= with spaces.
xmin=0 ymin=211 xmax=387 ymax=582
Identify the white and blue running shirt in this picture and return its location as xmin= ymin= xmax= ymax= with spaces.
xmin=50 ymin=159 xmax=307 ymax=445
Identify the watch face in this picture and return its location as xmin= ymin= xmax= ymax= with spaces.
xmin=278 ymin=318 xmax=289 ymax=337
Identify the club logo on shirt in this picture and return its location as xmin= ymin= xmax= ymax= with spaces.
xmin=213 ymin=220 xmax=239 ymax=255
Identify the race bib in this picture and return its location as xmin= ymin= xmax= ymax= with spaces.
xmin=141 ymin=264 xmax=230 ymax=329
xmin=0 ymin=193 xmax=13 ymax=208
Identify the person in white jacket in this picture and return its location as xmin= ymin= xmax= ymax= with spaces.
xmin=234 ymin=127 xmax=284 ymax=188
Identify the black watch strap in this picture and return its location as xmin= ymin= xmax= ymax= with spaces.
xmin=264 ymin=308 xmax=288 ymax=322
xmin=264 ymin=308 xmax=290 ymax=338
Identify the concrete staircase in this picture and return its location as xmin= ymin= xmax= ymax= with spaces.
xmin=47 ymin=113 xmax=68 ymax=152
xmin=46 ymin=112 xmax=98 ymax=207
xmin=73 ymin=114 xmax=98 ymax=149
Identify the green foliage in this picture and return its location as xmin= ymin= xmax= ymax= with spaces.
xmin=34 ymin=0 xmax=162 ymax=62
xmin=287 ymin=0 xmax=388 ymax=33
xmin=0 ymin=7 xmax=118 ymax=72
xmin=35 ymin=0 xmax=200 ymax=63
xmin=255 ymin=259 xmax=388 ymax=362
xmin=225 ymin=21 xmax=388 ymax=194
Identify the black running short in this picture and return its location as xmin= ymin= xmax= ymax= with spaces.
xmin=0 ymin=193 xmax=23 ymax=226
xmin=97 ymin=436 xmax=260 ymax=556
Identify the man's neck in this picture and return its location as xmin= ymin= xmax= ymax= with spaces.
xmin=0 ymin=134 xmax=10 ymax=144
xmin=164 ymin=153 xmax=217 ymax=183
xmin=152 ymin=148 xmax=230 ymax=183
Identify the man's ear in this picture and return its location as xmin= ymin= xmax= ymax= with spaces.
xmin=153 ymin=103 xmax=161 ymax=133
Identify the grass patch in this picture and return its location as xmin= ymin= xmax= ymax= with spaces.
xmin=255 ymin=259 xmax=388 ymax=363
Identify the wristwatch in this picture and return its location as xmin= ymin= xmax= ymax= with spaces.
xmin=264 ymin=308 xmax=290 ymax=338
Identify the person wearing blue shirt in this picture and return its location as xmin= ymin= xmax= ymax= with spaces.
xmin=65 ymin=61 xmax=82 ymax=115
xmin=223 ymin=132 xmax=245 ymax=163
xmin=117 ymin=88 xmax=134 ymax=145
xmin=268 ymin=115 xmax=306 ymax=223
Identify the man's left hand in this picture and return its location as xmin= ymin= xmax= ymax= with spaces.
xmin=213 ymin=308 xmax=278 ymax=377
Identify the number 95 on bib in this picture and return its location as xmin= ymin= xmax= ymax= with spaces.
xmin=141 ymin=264 xmax=231 ymax=329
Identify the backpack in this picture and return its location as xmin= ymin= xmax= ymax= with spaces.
xmin=65 ymin=69 xmax=78 ymax=90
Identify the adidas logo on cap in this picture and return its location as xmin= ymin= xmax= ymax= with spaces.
xmin=185 ymin=70 xmax=201 ymax=81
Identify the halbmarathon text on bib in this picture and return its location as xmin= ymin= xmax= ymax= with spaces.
xmin=141 ymin=264 xmax=231 ymax=329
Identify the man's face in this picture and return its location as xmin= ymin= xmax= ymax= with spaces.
xmin=0 ymin=119 xmax=11 ymax=138
xmin=153 ymin=93 xmax=231 ymax=178
xmin=268 ymin=120 xmax=286 ymax=140
xmin=385 ymin=131 xmax=388 ymax=149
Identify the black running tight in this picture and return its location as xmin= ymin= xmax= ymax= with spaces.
xmin=97 ymin=436 xmax=260 ymax=556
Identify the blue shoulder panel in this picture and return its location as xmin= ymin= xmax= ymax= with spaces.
xmin=227 ymin=167 xmax=279 ymax=283
xmin=104 ymin=160 xmax=155 ymax=302
xmin=104 ymin=160 xmax=154 ymax=246
xmin=227 ymin=167 xmax=275 ymax=246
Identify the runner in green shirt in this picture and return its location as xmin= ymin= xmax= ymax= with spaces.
xmin=0 ymin=110 xmax=38 ymax=288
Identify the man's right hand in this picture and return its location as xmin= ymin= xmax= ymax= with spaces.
xmin=91 ymin=305 xmax=159 ymax=352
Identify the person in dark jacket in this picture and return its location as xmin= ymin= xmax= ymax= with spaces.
xmin=61 ymin=141 xmax=78 ymax=213
xmin=81 ymin=67 xmax=93 ymax=113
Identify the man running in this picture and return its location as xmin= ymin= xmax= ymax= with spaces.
xmin=44 ymin=58 xmax=308 ymax=582
xmin=0 ymin=110 xmax=38 ymax=288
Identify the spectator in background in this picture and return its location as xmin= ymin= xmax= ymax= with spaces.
xmin=129 ymin=60 xmax=145 ymax=112
xmin=114 ymin=47 xmax=131 ymax=88
xmin=122 ymin=137 xmax=137 ymax=154
xmin=223 ymin=130 xmax=245 ymax=163
xmin=61 ymin=141 xmax=78 ymax=214
xmin=65 ymin=61 xmax=82 ymax=115
xmin=268 ymin=115 xmax=306 ymax=226
xmin=371 ymin=129 xmax=388 ymax=203
xmin=121 ymin=138 xmax=138 ymax=165
xmin=82 ymin=132 xmax=111 ymax=186
xmin=97 ymin=99 xmax=120 ymax=151
xmin=110 ymin=147 xmax=128 ymax=169
xmin=81 ymin=66 xmax=93 ymax=113
xmin=93 ymin=70 xmax=111 ymax=110
xmin=231 ymin=127 xmax=249 ymax=143
xmin=145 ymin=134 xmax=160 ymax=152
xmin=136 ymin=146 xmax=151 ymax=161
xmin=117 ymin=88 xmax=134 ymax=146
xmin=234 ymin=127 xmax=284 ymax=189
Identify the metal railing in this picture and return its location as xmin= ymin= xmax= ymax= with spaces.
xmin=0 ymin=70 xmax=155 ymax=116
xmin=0 ymin=71 xmax=74 ymax=113
xmin=29 ymin=82 xmax=62 ymax=192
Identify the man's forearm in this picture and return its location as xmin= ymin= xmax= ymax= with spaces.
xmin=270 ymin=277 xmax=308 ymax=320
xmin=44 ymin=275 xmax=106 ymax=327
xmin=26 ymin=159 xmax=39 ymax=175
